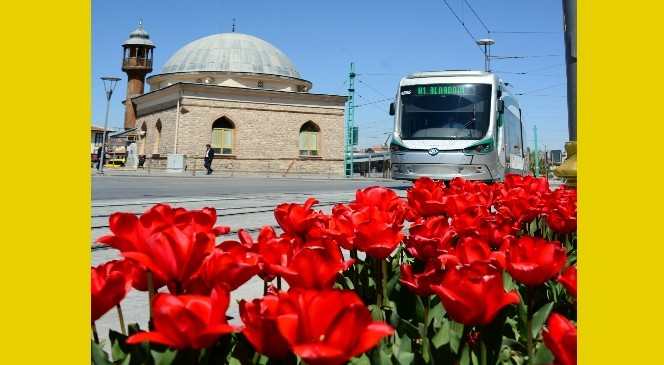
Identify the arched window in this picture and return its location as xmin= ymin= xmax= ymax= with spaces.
xmin=299 ymin=121 xmax=320 ymax=156
xmin=138 ymin=122 xmax=147 ymax=155
xmin=153 ymin=120 xmax=162 ymax=155
xmin=211 ymin=117 xmax=235 ymax=155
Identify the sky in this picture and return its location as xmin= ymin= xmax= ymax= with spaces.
xmin=92 ymin=0 xmax=569 ymax=151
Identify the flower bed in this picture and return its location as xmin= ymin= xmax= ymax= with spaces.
xmin=92 ymin=175 xmax=577 ymax=365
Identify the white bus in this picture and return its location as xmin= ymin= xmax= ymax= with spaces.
xmin=389 ymin=70 xmax=526 ymax=182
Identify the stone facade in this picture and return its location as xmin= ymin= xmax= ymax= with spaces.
xmin=133 ymin=83 xmax=346 ymax=176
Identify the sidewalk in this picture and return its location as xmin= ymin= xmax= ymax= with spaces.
xmin=91 ymin=167 xmax=395 ymax=182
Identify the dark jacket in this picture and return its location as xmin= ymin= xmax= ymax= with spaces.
xmin=205 ymin=148 xmax=215 ymax=161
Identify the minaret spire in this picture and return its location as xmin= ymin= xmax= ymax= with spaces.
xmin=232 ymin=18 xmax=236 ymax=32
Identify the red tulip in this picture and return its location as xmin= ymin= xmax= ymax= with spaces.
xmin=274 ymin=198 xmax=327 ymax=241
xmin=407 ymin=177 xmax=448 ymax=219
xmin=122 ymin=227 xmax=217 ymax=294
xmin=126 ymin=287 xmax=238 ymax=349
xmin=275 ymin=289 xmax=394 ymax=365
xmin=239 ymin=295 xmax=292 ymax=359
xmin=327 ymin=204 xmax=356 ymax=250
xmin=97 ymin=204 xmax=230 ymax=293
xmin=271 ymin=246 xmax=354 ymax=289
xmin=438 ymin=236 xmax=505 ymax=268
xmin=546 ymin=188 xmax=577 ymax=234
xmin=252 ymin=226 xmax=294 ymax=281
xmin=506 ymin=236 xmax=567 ymax=286
xmin=353 ymin=206 xmax=404 ymax=259
xmin=351 ymin=186 xmax=405 ymax=213
xmin=127 ymin=261 xmax=166 ymax=292
xmin=558 ymin=266 xmax=577 ymax=298
xmin=187 ymin=242 xmax=261 ymax=294
xmin=399 ymin=263 xmax=444 ymax=296
xmin=404 ymin=216 xmax=455 ymax=261
xmin=543 ymin=313 xmax=577 ymax=365
xmin=503 ymin=174 xmax=550 ymax=194
xmin=98 ymin=204 xmax=229 ymax=252
xmin=477 ymin=214 xmax=518 ymax=248
xmin=430 ymin=261 xmax=520 ymax=325
xmin=91 ymin=260 xmax=133 ymax=322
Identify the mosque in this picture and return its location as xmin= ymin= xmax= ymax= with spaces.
xmin=119 ymin=22 xmax=347 ymax=175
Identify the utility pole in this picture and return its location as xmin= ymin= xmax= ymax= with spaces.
xmin=476 ymin=38 xmax=495 ymax=72
xmin=99 ymin=77 xmax=121 ymax=175
xmin=562 ymin=0 xmax=576 ymax=140
xmin=533 ymin=125 xmax=539 ymax=177
xmin=344 ymin=62 xmax=356 ymax=177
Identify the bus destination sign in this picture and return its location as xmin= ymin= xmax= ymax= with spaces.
xmin=416 ymin=85 xmax=469 ymax=96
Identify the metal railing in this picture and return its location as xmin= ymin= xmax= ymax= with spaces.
xmin=122 ymin=57 xmax=152 ymax=69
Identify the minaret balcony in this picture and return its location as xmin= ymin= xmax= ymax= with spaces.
xmin=122 ymin=57 xmax=153 ymax=71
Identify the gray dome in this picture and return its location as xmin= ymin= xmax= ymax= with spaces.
xmin=160 ymin=33 xmax=302 ymax=78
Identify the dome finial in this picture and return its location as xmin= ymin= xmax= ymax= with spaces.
xmin=138 ymin=18 xmax=143 ymax=27
xmin=232 ymin=18 xmax=236 ymax=32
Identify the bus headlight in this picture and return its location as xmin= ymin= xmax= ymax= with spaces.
xmin=463 ymin=141 xmax=493 ymax=155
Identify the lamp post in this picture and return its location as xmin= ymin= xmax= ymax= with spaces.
xmin=99 ymin=77 xmax=121 ymax=174
xmin=476 ymin=38 xmax=495 ymax=72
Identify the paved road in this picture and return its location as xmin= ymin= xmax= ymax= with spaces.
xmin=92 ymin=175 xmax=409 ymax=201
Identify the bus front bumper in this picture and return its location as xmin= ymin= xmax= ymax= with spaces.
xmin=391 ymin=163 xmax=494 ymax=181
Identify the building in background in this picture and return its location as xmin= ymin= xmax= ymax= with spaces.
xmin=120 ymin=23 xmax=346 ymax=175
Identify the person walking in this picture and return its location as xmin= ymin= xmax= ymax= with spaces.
xmin=204 ymin=144 xmax=215 ymax=175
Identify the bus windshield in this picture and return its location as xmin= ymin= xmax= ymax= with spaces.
xmin=399 ymin=83 xmax=492 ymax=140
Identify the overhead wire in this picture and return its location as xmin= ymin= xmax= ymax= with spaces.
xmin=515 ymin=83 xmax=565 ymax=95
xmin=439 ymin=0 xmax=486 ymax=55
xmin=462 ymin=0 xmax=491 ymax=34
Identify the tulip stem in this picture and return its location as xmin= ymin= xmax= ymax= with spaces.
xmin=423 ymin=295 xmax=430 ymax=332
xmin=263 ymin=280 xmax=268 ymax=295
xmin=277 ymin=276 xmax=282 ymax=290
xmin=147 ymin=270 xmax=155 ymax=330
xmin=375 ymin=258 xmax=383 ymax=309
xmin=116 ymin=304 xmax=126 ymax=335
xmin=92 ymin=322 xmax=99 ymax=344
xmin=526 ymin=287 xmax=535 ymax=362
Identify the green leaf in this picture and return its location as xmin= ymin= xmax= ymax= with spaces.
xmin=343 ymin=276 xmax=355 ymax=290
xmin=531 ymin=302 xmax=554 ymax=339
xmin=92 ymin=341 xmax=112 ymax=365
xmin=470 ymin=349 xmax=479 ymax=365
xmin=228 ymin=356 xmax=242 ymax=365
xmin=151 ymin=349 xmax=177 ymax=365
xmin=111 ymin=340 xmax=127 ymax=362
xmin=397 ymin=351 xmax=414 ymax=365
xmin=399 ymin=333 xmax=412 ymax=354
xmin=350 ymin=354 xmax=371 ymax=365
xmin=449 ymin=321 xmax=464 ymax=354
xmin=502 ymin=271 xmax=517 ymax=291
xmin=421 ymin=335 xmax=432 ymax=364
xmin=119 ymin=354 xmax=132 ymax=365
xmin=459 ymin=345 xmax=470 ymax=365
xmin=532 ymin=343 xmax=555 ymax=365
xmin=427 ymin=300 xmax=444 ymax=328
xmin=431 ymin=320 xmax=450 ymax=349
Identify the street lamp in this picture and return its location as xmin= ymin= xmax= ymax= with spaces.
xmin=476 ymin=38 xmax=495 ymax=72
xmin=99 ymin=76 xmax=121 ymax=175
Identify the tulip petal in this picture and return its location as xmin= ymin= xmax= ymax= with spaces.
xmin=352 ymin=322 xmax=395 ymax=356
xmin=126 ymin=331 xmax=179 ymax=348
xmin=276 ymin=314 xmax=300 ymax=346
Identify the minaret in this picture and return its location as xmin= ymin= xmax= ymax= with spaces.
xmin=121 ymin=21 xmax=155 ymax=130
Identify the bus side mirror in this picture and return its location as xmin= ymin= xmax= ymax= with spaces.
xmin=497 ymin=99 xmax=504 ymax=114
xmin=389 ymin=102 xmax=395 ymax=116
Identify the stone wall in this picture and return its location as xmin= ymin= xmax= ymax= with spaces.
xmin=136 ymin=95 xmax=345 ymax=176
